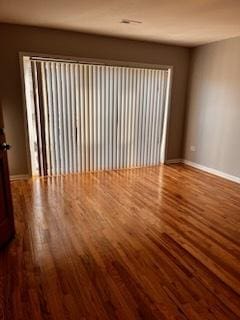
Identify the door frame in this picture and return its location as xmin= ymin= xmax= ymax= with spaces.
xmin=19 ymin=51 xmax=173 ymax=176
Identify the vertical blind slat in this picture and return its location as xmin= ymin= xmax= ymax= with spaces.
xmin=151 ymin=70 xmax=157 ymax=165
xmin=75 ymin=64 xmax=81 ymax=172
xmin=112 ymin=68 xmax=117 ymax=169
xmin=106 ymin=66 xmax=109 ymax=170
xmin=101 ymin=67 xmax=105 ymax=170
xmin=70 ymin=64 xmax=77 ymax=173
xmin=96 ymin=66 xmax=101 ymax=170
xmin=109 ymin=67 xmax=113 ymax=170
xmin=148 ymin=70 xmax=155 ymax=166
xmin=116 ymin=67 xmax=121 ymax=169
xmin=60 ymin=64 xmax=67 ymax=173
xmin=51 ymin=63 xmax=60 ymax=174
xmin=45 ymin=62 xmax=55 ymax=174
xmin=79 ymin=64 xmax=85 ymax=172
xmin=156 ymin=71 xmax=165 ymax=163
xmin=41 ymin=62 xmax=51 ymax=175
xmin=141 ymin=69 xmax=147 ymax=166
xmin=88 ymin=65 xmax=93 ymax=171
xmin=137 ymin=69 xmax=144 ymax=167
xmin=120 ymin=68 xmax=125 ymax=168
xmin=56 ymin=63 xmax=63 ymax=173
xmin=31 ymin=61 xmax=43 ymax=175
xmin=127 ymin=68 xmax=133 ymax=168
xmin=92 ymin=65 xmax=97 ymax=171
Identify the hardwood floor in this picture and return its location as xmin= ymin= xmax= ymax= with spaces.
xmin=1 ymin=164 xmax=240 ymax=319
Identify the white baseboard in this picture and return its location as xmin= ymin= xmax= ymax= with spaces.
xmin=10 ymin=174 xmax=29 ymax=181
xmin=165 ymin=158 xmax=182 ymax=164
xmin=182 ymin=160 xmax=240 ymax=184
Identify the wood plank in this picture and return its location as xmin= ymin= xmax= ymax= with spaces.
xmin=0 ymin=164 xmax=240 ymax=319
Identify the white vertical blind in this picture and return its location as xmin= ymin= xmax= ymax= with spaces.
xmin=32 ymin=60 xmax=169 ymax=175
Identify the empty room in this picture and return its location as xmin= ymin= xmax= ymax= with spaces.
xmin=0 ymin=1 xmax=240 ymax=319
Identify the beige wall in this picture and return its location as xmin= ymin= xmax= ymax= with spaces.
xmin=184 ymin=36 xmax=240 ymax=177
xmin=0 ymin=23 xmax=190 ymax=175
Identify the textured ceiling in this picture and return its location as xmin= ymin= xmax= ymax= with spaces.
xmin=1 ymin=0 xmax=240 ymax=46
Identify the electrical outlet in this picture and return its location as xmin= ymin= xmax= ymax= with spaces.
xmin=190 ymin=145 xmax=196 ymax=152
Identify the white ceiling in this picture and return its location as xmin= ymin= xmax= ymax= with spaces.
xmin=1 ymin=0 xmax=240 ymax=46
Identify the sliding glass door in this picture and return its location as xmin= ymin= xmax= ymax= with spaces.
xmin=24 ymin=58 xmax=170 ymax=176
